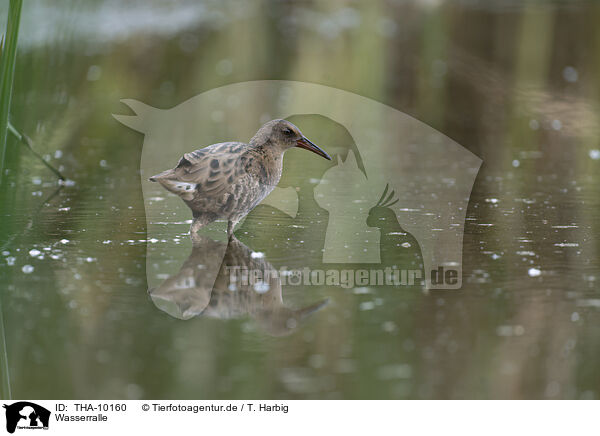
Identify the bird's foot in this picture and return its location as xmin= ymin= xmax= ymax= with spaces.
xmin=190 ymin=230 xmax=204 ymax=245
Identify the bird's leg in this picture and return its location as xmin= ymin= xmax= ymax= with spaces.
xmin=189 ymin=219 xmax=205 ymax=245
xmin=190 ymin=217 xmax=204 ymax=234
xmin=189 ymin=214 xmax=215 ymax=243
xmin=227 ymin=220 xmax=238 ymax=239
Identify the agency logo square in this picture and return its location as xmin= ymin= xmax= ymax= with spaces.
xmin=2 ymin=402 xmax=50 ymax=433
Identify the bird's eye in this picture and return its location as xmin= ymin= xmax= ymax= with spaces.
xmin=283 ymin=128 xmax=294 ymax=136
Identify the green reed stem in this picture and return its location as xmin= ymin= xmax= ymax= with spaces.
xmin=0 ymin=300 xmax=11 ymax=400
xmin=8 ymin=121 xmax=66 ymax=180
xmin=0 ymin=0 xmax=23 ymax=401
xmin=0 ymin=0 xmax=23 ymax=186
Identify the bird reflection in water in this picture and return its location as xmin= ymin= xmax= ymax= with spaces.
xmin=149 ymin=235 xmax=328 ymax=336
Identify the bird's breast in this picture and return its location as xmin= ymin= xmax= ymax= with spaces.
xmin=247 ymin=152 xmax=283 ymax=187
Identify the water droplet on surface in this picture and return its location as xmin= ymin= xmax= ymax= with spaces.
xmin=517 ymin=251 xmax=535 ymax=256
xmin=496 ymin=325 xmax=524 ymax=336
xmin=215 ymin=59 xmax=233 ymax=76
xmin=382 ymin=321 xmax=397 ymax=333
xmin=359 ymin=301 xmax=375 ymax=311
xmin=562 ymin=66 xmax=578 ymax=83
xmin=285 ymin=318 xmax=297 ymax=329
xmin=86 ymin=65 xmax=102 ymax=81
xmin=253 ymin=281 xmax=270 ymax=293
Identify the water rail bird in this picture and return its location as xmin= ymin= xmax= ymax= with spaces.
xmin=149 ymin=119 xmax=331 ymax=237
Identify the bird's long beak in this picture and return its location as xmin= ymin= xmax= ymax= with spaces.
xmin=296 ymin=137 xmax=332 ymax=160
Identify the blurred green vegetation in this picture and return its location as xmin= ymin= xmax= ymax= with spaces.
xmin=0 ymin=0 xmax=23 ymax=402
xmin=0 ymin=0 xmax=598 ymax=399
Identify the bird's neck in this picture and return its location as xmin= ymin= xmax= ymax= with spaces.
xmin=250 ymin=144 xmax=284 ymax=183
xmin=249 ymin=133 xmax=271 ymax=147
xmin=253 ymin=142 xmax=284 ymax=161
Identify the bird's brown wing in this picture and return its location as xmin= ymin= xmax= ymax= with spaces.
xmin=154 ymin=142 xmax=251 ymax=201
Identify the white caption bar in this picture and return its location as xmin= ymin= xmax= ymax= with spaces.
xmin=1 ymin=400 xmax=595 ymax=435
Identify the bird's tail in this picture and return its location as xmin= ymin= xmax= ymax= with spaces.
xmin=149 ymin=169 xmax=196 ymax=200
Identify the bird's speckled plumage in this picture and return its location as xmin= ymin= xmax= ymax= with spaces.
xmin=150 ymin=119 xmax=331 ymax=236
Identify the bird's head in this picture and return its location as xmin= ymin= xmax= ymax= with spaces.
xmin=251 ymin=119 xmax=331 ymax=160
